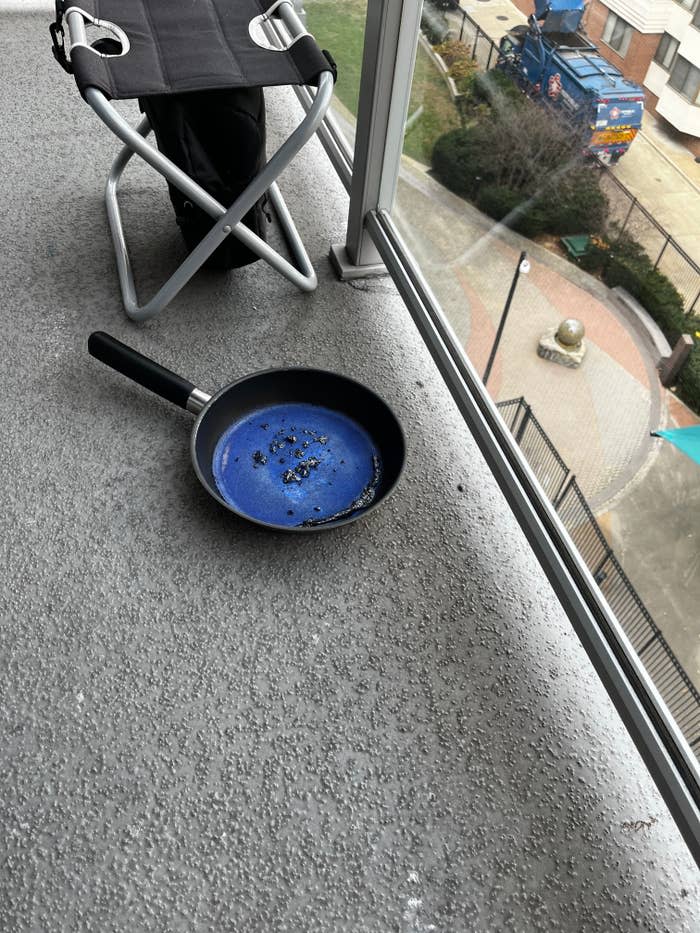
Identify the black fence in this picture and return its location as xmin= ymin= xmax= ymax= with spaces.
xmin=439 ymin=3 xmax=700 ymax=315
xmin=443 ymin=1 xmax=501 ymax=71
xmin=596 ymin=165 xmax=700 ymax=315
xmin=498 ymin=397 xmax=700 ymax=754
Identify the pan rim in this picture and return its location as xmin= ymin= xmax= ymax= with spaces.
xmin=189 ymin=366 xmax=405 ymax=533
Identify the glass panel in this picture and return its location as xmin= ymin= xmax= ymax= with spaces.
xmin=670 ymin=54 xmax=700 ymax=104
xmin=303 ymin=0 xmax=368 ymax=150
xmin=602 ymin=12 xmax=615 ymax=45
xmin=669 ymin=58 xmax=686 ymax=92
xmin=610 ymin=19 xmax=626 ymax=52
xmin=603 ymin=13 xmax=631 ymax=57
xmin=654 ymin=34 xmax=679 ymax=71
xmin=390 ymin=5 xmax=700 ymax=757
xmin=681 ymin=64 xmax=700 ymax=102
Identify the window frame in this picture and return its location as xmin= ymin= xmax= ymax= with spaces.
xmin=654 ymin=32 xmax=680 ymax=72
xmin=668 ymin=55 xmax=700 ymax=104
xmin=601 ymin=10 xmax=633 ymax=58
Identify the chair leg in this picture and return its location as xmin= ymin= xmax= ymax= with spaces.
xmin=86 ymin=72 xmax=334 ymax=320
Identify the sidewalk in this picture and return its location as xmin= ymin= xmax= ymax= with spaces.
xmin=458 ymin=0 xmax=526 ymax=42
xmin=616 ymin=115 xmax=700 ymax=266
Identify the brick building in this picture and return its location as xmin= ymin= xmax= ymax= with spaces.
xmin=583 ymin=1 xmax=664 ymax=87
xmin=508 ymin=1 xmax=700 ymax=156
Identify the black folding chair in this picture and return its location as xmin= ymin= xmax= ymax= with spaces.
xmin=51 ymin=0 xmax=335 ymax=320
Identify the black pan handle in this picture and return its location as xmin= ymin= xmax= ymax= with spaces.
xmin=88 ymin=331 xmax=200 ymax=411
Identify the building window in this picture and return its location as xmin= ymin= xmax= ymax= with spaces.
xmin=668 ymin=56 xmax=700 ymax=104
xmin=601 ymin=11 xmax=633 ymax=58
xmin=654 ymin=33 xmax=680 ymax=71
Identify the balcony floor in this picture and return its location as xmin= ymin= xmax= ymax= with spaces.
xmin=1 ymin=8 xmax=698 ymax=931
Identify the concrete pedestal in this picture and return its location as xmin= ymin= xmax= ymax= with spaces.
xmin=538 ymin=326 xmax=587 ymax=368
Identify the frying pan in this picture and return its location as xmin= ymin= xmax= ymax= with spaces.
xmin=88 ymin=332 xmax=405 ymax=532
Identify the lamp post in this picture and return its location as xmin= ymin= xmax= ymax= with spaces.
xmin=483 ymin=250 xmax=529 ymax=388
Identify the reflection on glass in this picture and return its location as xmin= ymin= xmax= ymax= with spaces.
xmin=304 ymin=0 xmax=368 ymax=146
xmin=393 ymin=4 xmax=700 ymax=756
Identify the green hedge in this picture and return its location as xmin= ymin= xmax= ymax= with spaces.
xmin=474 ymin=184 xmax=523 ymax=224
xmin=433 ymin=126 xmax=608 ymax=238
xmin=471 ymin=69 xmax=524 ymax=108
xmin=542 ymin=177 xmax=608 ymax=237
xmin=472 ymin=182 xmax=607 ymax=238
xmin=638 ymin=274 xmax=688 ymax=338
xmin=601 ymin=239 xmax=687 ymax=338
xmin=432 ymin=125 xmax=494 ymax=199
xmin=578 ymin=243 xmax=609 ymax=275
xmin=474 ymin=186 xmax=545 ymax=238
xmin=677 ymin=345 xmax=700 ymax=413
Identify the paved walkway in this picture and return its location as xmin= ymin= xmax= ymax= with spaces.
xmin=615 ymin=117 xmax=700 ymax=267
xmin=458 ymin=0 xmax=526 ymax=42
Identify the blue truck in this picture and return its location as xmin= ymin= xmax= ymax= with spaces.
xmin=498 ymin=0 xmax=644 ymax=163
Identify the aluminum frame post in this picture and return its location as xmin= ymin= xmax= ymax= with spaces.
xmin=330 ymin=0 xmax=422 ymax=279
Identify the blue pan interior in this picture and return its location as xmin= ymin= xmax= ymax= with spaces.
xmin=212 ymin=402 xmax=381 ymax=528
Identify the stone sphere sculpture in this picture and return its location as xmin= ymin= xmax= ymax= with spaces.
xmin=538 ymin=317 xmax=587 ymax=368
xmin=556 ymin=318 xmax=585 ymax=349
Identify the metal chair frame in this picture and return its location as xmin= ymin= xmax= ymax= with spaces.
xmin=64 ymin=4 xmax=334 ymax=321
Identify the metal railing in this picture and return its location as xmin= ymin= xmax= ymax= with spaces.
xmin=498 ymin=397 xmax=700 ymax=753
xmin=443 ymin=1 xmax=501 ymax=71
xmin=438 ymin=3 xmax=700 ymax=314
xmin=596 ymin=165 xmax=700 ymax=315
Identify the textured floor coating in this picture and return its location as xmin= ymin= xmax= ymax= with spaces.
xmin=1 ymin=9 xmax=699 ymax=932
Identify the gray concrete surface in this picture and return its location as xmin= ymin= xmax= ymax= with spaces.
xmin=459 ymin=0 xmax=527 ymax=43
xmin=1 ymin=8 xmax=699 ymax=932
xmin=615 ymin=116 xmax=700 ymax=268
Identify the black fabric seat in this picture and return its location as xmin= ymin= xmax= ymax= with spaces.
xmin=62 ymin=0 xmax=332 ymax=99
